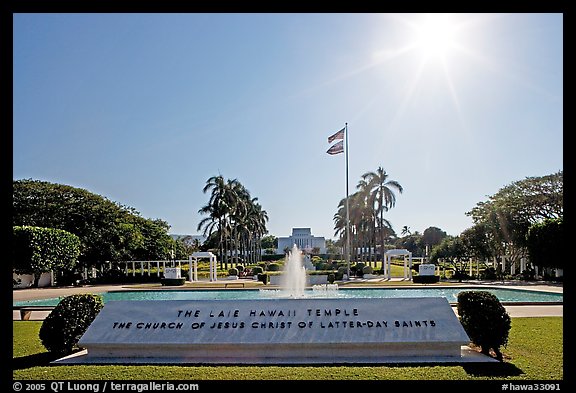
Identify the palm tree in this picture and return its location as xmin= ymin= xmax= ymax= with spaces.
xmin=198 ymin=175 xmax=230 ymax=268
xmin=356 ymin=178 xmax=376 ymax=265
xmin=361 ymin=167 xmax=403 ymax=262
xmin=198 ymin=175 xmax=269 ymax=270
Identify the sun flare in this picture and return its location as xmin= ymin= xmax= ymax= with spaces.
xmin=413 ymin=14 xmax=458 ymax=62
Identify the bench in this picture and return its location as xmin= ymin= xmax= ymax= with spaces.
xmin=13 ymin=306 xmax=55 ymax=321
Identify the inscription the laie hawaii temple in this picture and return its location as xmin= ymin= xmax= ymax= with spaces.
xmin=110 ymin=306 xmax=436 ymax=331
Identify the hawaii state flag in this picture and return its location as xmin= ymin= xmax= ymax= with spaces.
xmin=328 ymin=127 xmax=345 ymax=143
xmin=326 ymin=140 xmax=344 ymax=155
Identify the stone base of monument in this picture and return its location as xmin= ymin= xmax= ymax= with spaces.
xmin=55 ymin=345 xmax=495 ymax=364
xmin=54 ymin=298 xmax=498 ymax=365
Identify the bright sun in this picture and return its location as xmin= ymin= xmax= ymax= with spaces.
xmin=412 ymin=14 xmax=458 ymax=62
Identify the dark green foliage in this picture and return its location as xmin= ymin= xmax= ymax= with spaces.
xmin=267 ymin=263 xmax=281 ymax=271
xmin=335 ymin=266 xmax=348 ymax=280
xmin=39 ymin=294 xmax=104 ymax=355
xmin=260 ymin=254 xmax=284 ymax=262
xmin=228 ymin=268 xmax=238 ymax=276
xmin=315 ymin=261 xmax=333 ymax=270
xmin=362 ymin=265 xmax=373 ymax=275
xmin=327 ymin=273 xmax=335 ymax=284
xmin=481 ymin=267 xmax=497 ymax=280
xmin=412 ymin=275 xmax=439 ymax=284
xmin=526 ymin=217 xmax=563 ymax=269
xmin=251 ymin=266 xmax=263 ymax=275
xmin=258 ymin=273 xmax=269 ymax=284
xmin=457 ymin=290 xmax=511 ymax=361
xmin=13 ymin=226 xmax=81 ymax=286
xmin=13 ymin=179 xmax=175 ymax=265
xmin=161 ymin=278 xmax=186 ymax=286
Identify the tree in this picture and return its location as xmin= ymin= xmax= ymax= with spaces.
xmin=13 ymin=179 xmax=173 ymax=268
xmin=260 ymin=235 xmax=277 ymax=250
xmin=198 ymin=175 xmax=268 ymax=269
xmin=469 ymin=171 xmax=562 ymax=226
xmin=429 ymin=235 xmax=471 ymax=281
xmin=13 ymin=226 xmax=81 ymax=287
xmin=465 ymin=171 xmax=563 ymax=272
xmin=394 ymin=233 xmax=425 ymax=256
xmin=459 ymin=224 xmax=493 ymax=262
xmin=359 ymin=167 xmax=403 ymax=260
xmin=422 ymin=227 xmax=447 ymax=249
xmin=526 ymin=217 xmax=563 ymax=270
xmin=197 ymin=175 xmax=233 ymax=268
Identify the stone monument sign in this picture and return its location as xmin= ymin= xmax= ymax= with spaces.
xmin=56 ymin=297 xmax=484 ymax=364
xmin=418 ymin=264 xmax=436 ymax=276
xmin=163 ymin=267 xmax=181 ymax=279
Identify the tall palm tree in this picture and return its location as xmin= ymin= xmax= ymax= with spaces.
xmin=249 ymin=200 xmax=269 ymax=264
xmin=199 ymin=175 xmax=269 ymax=271
xmin=361 ymin=167 xmax=403 ymax=262
xmin=356 ymin=178 xmax=377 ymax=264
xmin=198 ymin=175 xmax=229 ymax=267
xmin=226 ymin=179 xmax=248 ymax=267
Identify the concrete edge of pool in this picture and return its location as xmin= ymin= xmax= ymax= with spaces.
xmin=12 ymin=281 xmax=563 ymax=320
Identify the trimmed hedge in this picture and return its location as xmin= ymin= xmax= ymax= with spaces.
xmin=412 ymin=275 xmax=440 ymax=284
xmin=457 ymin=290 xmax=511 ymax=361
xmin=161 ymin=278 xmax=186 ymax=286
xmin=267 ymin=263 xmax=281 ymax=271
xmin=39 ymin=294 xmax=103 ymax=355
xmin=13 ymin=226 xmax=81 ymax=286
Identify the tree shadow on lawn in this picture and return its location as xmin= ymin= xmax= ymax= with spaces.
xmin=13 ymin=352 xmax=63 ymax=370
xmin=461 ymin=348 xmax=524 ymax=377
xmin=462 ymin=362 xmax=524 ymax=377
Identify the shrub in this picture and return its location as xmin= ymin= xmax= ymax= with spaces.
xmin=39 ymin=294 xmax=104 ymax=355
xmin=252 ymin=266 xmax=263 ymax=275
xmin=258 ymin=273 xmax=269 ymax=285
xmin=362 ymin=266 xmax=373 ymax=275
xmin=354 ymin=263 xmax=365 ymax=277
xmin=481 ymin=267 xmax=497 ymax=280
xmin=267 ymin=263 xmax=281 ymax=271
xmin=161 ymin=278 xmax=185 ymax=286
xmin=327 ymin=273 xmax=335 ymax=284
xmin=228 ymin=268 xmax=238 ymax=276
xmin=311 ymin=256 xmax=323 ymax=264
xmin=335 ymin=266 xmax=348 ymax=280
xmin=457 ymin=290 xmax=511 ymax=361
xmin=413 ymin=275 xmax=440 ymax=284
xmin=13 ymin=226 xmax=81 ymax=287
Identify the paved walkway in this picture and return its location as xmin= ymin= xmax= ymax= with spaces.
xmin=12 ymin=280 xmax=563 ymax=320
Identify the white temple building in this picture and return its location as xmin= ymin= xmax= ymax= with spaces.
xmin=277 ymin=228 xmax=326 ymax=254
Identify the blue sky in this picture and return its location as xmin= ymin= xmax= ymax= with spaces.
xmin=13 ymin=13 xmax=563 ymax=240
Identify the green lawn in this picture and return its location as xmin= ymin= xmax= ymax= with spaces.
xmin=13 ymin=317 xmax=562 ymax=380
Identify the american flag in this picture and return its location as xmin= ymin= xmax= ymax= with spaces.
xmin=328 ymin=127 xmax=345 ymax=143
xmin=326 ymin=140 xmax=344 ymax=155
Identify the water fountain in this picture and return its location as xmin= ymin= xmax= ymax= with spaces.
xmin=279 ymin=244 xmax=307 ymax=297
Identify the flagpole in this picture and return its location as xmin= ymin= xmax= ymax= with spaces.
xmin=344 ymin=122 xmax=351 ymax=280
